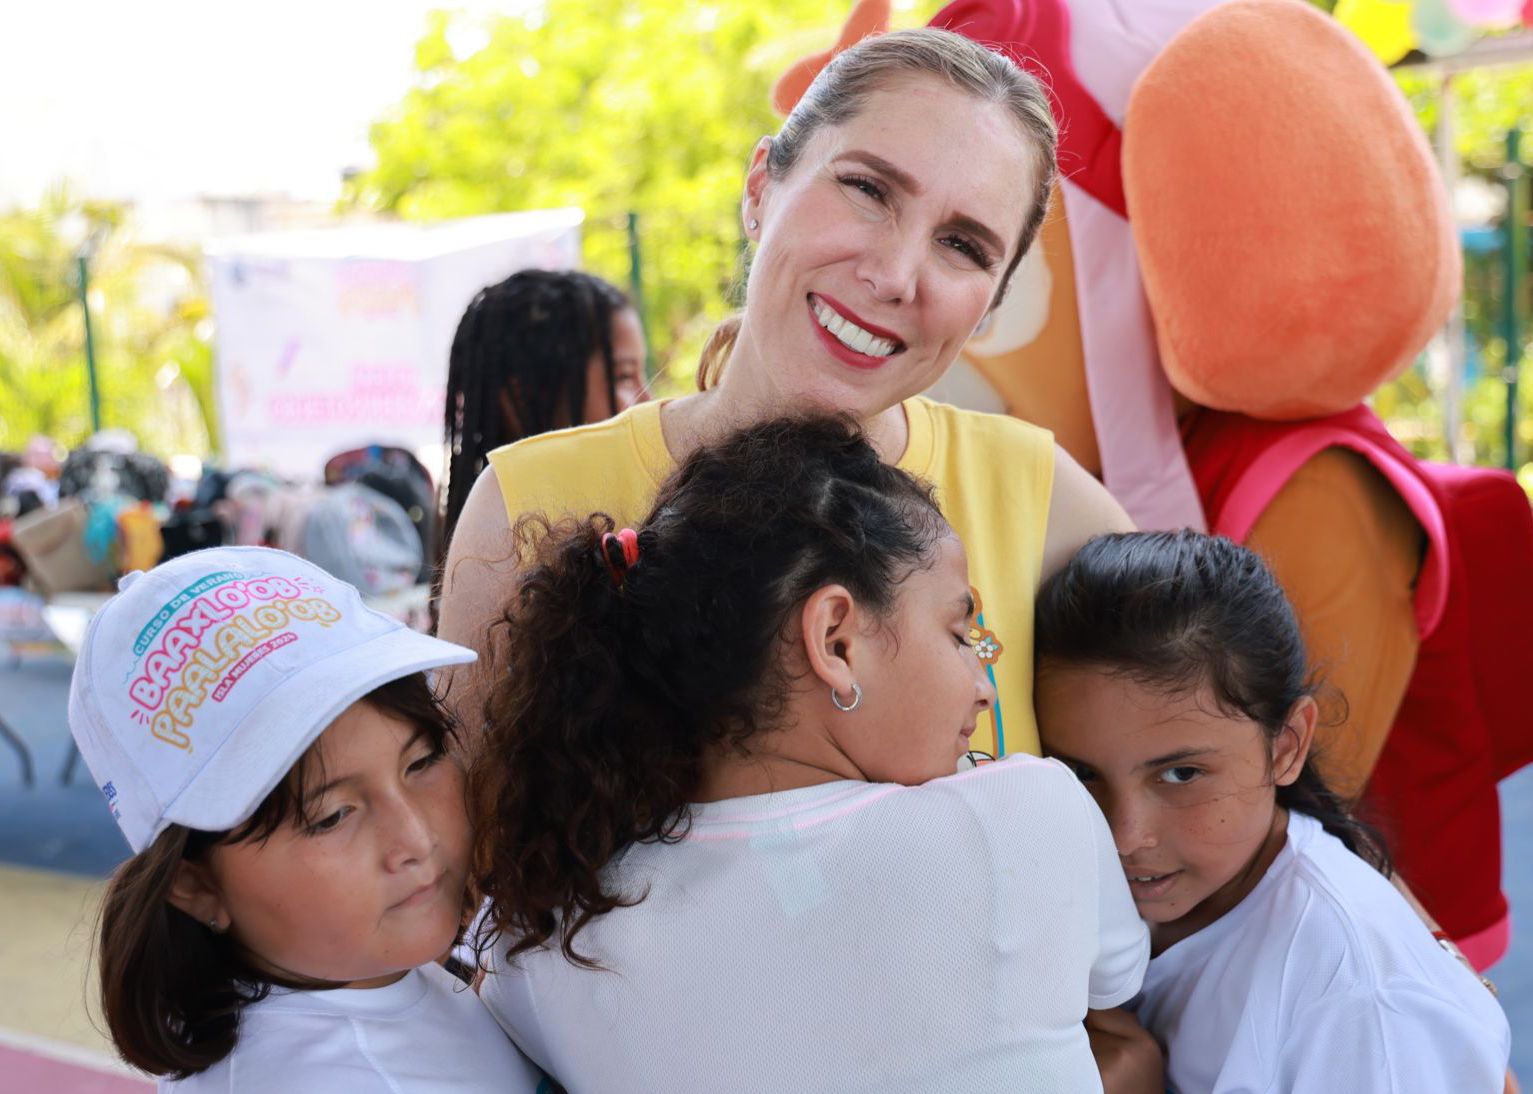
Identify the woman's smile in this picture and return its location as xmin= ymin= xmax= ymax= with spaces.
xmin=808 ymin=293 xmax=904 ymax=369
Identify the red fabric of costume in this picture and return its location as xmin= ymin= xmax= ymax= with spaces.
xmin=1184 ymin=405 xmax=1533 ymax=969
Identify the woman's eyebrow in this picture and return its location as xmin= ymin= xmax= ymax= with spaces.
xmin=947 ymin=212 xmax=1005 ymax=257
xmin=837 ymin=150 xmax=1006 ymax=255
xmin=839 ymin=150 xmax=923 ymax=194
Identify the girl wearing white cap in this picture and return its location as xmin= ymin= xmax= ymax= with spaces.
xmin=69 ymin=546 xmax=544 ymax=1091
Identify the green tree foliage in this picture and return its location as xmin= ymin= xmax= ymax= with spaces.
xmin=353 ymin=0 xmax=1528 ymax=452
xmin=1378 ymin=64 xmax=1533 ymax=481
xmin=1302 ymin=2 xmax=1533 ymax=478
xmin=345 ymin=0 xmax=937 ymax=389
xmin=1397 ymin=64 xmax=1533 ymax=169
xmin=5 ymin=1 xmax=1523 ymax=478
xmin=0 ymin=189 xmax=216 ymax=457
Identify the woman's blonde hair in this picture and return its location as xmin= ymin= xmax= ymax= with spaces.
xmin=698 ymin=27 xmax=1058 ymax=390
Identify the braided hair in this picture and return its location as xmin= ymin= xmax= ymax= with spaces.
xmin=441 ymin=269 xmax=631 ymax=555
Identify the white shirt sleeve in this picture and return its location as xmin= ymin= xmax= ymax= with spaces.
xmin=1071 ymin=773 xmax=1150 ymax=1009
xmin=1273 ymin=984 xmax=1509 ymax=1094
xmin=481 ymin=943 xmax=559 ymax=1078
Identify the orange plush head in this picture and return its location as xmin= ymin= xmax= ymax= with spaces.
xmin=1124 ymin=0 xmax=1460 ymax=419
xmin=771 ymin=0 xmax=890 ymax=116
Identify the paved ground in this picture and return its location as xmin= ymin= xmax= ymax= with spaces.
xmin=0 ymin=648 xmax=1527 ymax=1088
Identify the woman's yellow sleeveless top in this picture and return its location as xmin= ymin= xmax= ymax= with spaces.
xmin=487 ymin=397 xmax=1054 ymax=758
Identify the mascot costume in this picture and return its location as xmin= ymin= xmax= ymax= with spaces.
xmin=777 ymin=0 xmax=1533 ymax=970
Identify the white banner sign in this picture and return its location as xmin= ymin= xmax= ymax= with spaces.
xmin=207 ymin=209 xmax=583 ymax=480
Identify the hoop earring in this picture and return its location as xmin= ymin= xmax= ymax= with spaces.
xmin=830 ymin=683 xmax=862 ymax=713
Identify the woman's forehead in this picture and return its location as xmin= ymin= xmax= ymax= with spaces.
xmin=813 ymin=76 xmax=1026 ymax=154
xmin=796 ymin=80 xmax=1036 ymax=235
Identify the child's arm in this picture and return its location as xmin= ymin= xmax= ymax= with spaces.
xmin=1086 ymin=1007 xmax=1165 ymax=1094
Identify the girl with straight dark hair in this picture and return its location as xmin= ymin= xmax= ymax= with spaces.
xmin=1034 ymin=531 xmax=1510 ymax=1094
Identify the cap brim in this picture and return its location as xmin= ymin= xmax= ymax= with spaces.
xmin=161 ymin=629 xmax=476 ymax=837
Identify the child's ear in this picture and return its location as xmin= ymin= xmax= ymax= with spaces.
xmin=798 ymin=584 xmax=860 ymax=699
xmin=167 ymin=858 xmax=232 ymax=934
xmin=1272 ymin=695 xmax=1319 ymax=788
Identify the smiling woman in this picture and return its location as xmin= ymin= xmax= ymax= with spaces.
xmin=697 ymin=31 xmax=1055 ymax=400
xmin=439 ymin=27 xmax=1133 ymax=767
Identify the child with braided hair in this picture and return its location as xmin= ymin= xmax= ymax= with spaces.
xmin=441 ymin=268 xmax=646 ymax=555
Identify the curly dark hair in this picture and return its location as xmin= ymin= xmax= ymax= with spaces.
xmin=1034 ymin=530 xmax=1390 ymax=875
xmin=470 ymin=414 xmax=950 ymax=966
xmin=441 ymin=268 xmax=632 ymax=556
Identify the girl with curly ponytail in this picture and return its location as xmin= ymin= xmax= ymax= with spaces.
xmin=473 ymin=414 xmax=1150 ymax=1093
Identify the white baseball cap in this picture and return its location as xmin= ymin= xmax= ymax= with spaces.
xmin=67 ymin=546 xmax=476 ymax=853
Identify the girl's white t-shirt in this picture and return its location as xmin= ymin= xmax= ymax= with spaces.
xmin=1132 ymin=811 xmax=1511 ymax=1094
xmin=167 ymin=962 xmax=545 ymax=1092
xmin=481 ymin=756 xmax=1149 ymax=1094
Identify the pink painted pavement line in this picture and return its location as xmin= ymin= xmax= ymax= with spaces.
xmin=0 ymin=1039 xmax=151 ymax=1093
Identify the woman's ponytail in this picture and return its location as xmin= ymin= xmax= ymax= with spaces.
xmin=695 ymin=314 xmax=741 ymax=391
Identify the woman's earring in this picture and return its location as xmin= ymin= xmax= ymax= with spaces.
xmin=830 ymin=683 xmax=862 ymax=713
xmin=748 ymin=218 xmax=759 ymax=231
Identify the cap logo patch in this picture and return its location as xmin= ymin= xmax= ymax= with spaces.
xmin=126 ymin=575 xmax=341 ymax=750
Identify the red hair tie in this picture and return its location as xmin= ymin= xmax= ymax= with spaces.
xmin=601 ymin=528 xmax=641 ymax=588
